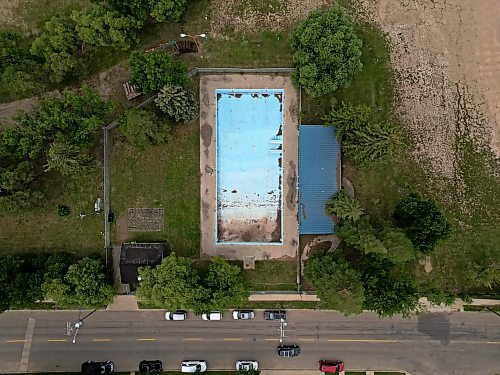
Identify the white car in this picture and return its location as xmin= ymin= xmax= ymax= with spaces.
xmin=236 ymin=361 xmax=259 ymax=371
xmin=232 ymin=310 xmax=255 ymax=320
xmin=181 ymin=360 xmax=207 ymax=373
xmin=201 ymin=311 xmax=222 ymax=321
xmin=165 ymin=310 xmax=187 ymax=321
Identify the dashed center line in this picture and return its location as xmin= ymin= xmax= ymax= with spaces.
xmin=182 ymin=338 xmax=204 ymax=341
xmin=223 ymin=338 xmax=242 ymax=341
xmin=6 ymin=340 xmax=25 ymax=343
xmin=328 ymin=339 xmax=398 ymax=343
xmin=299 ymin=338 xmax=315 ymax=341
xmin=486 ymin=341 xmax=500 ymax=345
xmin=137 ymin=338 xmax=156 ymax=341
xmin=47 ymin=339 xmax=67 ymax=342
xmin=265 ymin=338 xmax=280 ymax=341
xmin=93 ymin=339 xmax=111 ymax=342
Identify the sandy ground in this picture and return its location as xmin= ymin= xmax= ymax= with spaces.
xmin=353 ymin=0 xmax=500 ymax=207
xmin=209 ymin=0 xmax=334 ymax=36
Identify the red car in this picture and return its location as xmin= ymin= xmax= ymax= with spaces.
xmin=319 ymin=360 xmax=344 ymax=373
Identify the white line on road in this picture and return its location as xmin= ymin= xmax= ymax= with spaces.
xmin=298 ymin=338 xmax=315 ymax=341
xmin=223 ymin=338 xmax=242 ymax=341
xmin=328 ymin=339 xmax=398 ymax=343
xmin=486 ymin=341 xmax=500 ymax=345
xmin=6 ymin=340 xmax=25 ymax=343
xmin=19 ymin=318 xmax=35 ymax=372
xmin=265 ymin=338 xmax=280 ymax=341
xmin=137 ymin=338 xmax=156 ymax=341
xmin=47 ymin=339 xmax=67 ymax=342
xmin=93 ymin=339 xmax=112 ymax=342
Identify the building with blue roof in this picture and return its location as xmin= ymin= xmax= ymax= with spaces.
xmin=298 ymin=125 xmax=341 ymax=234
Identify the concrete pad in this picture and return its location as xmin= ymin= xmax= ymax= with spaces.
xmin=199 ymin=74 xmax=299 ymax=260
xmin=107 ymin=295 xmax=138 ymax=311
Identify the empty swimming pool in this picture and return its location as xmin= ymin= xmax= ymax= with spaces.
xmin=216 ymin=89 xmax=284 ymax=244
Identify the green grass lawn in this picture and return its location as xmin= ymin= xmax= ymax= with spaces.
xmin=241 ymin=260 xmax=297 ymax=291
xmin=0 ymin=163 xmax=104 ymax=256
xmin=109 ymin=120 xmax=200 ymax=258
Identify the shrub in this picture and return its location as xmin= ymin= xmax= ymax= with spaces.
xmin=155 ymin=84 xmax=198 ymax=123
xmin=119 ymin=108 xmax=171 ymax=149
xmin=325 ymin=189 xmax=363 ymax=222
xmin=58 ymin=204 xmax=70 ymax=217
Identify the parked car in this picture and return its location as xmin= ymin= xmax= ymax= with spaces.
xmin=201 ymin=311 xmax=222 ymax=320
xmin=235 ymin=360 xmax=259 ymax=371
xmin=81 ymin=361 xmax=114 ymax=375
xmin=165 ymin=310 xmax=187 ymax=321
xmin=319 ymin=360 xmax=344 ymax=373
xmin=277 ymin=344 xmax=300 ymax=357
xmin=139 ymin=360 xmax=163 ymax=374
xmin=181 ymin=360 xmax=207 ymax=373
xmin=232 ymin=310 xmax=255 ymax=320
xmin=264 ymin=310 xmax=287 ymax=320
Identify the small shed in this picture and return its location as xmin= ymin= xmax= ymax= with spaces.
xmin=298 ymin=125 xmax=341 ymax=234
xmin=119 ymin=243 xmax=165 ymax=284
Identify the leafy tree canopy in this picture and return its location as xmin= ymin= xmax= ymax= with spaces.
xmin=202 ymin=257 xmax=250 ymax=313
xmin=378 ymin=224 xmax=415 ymax=264
xmin=304 ymin=255 xmax=364 ymax=315
xmin=119 ymin=108 xmax=171 ymax=149
xmin=71 ymin=4 xmax=144 ymax=50
xmin=290 ymin=5 xmax=362 ymax=97
xmin=325 ymin=189 xmax=363 ymax=222
xmin=394 ymin=193 xmax=451 ymax=253
xmin=129 ymin=50 xmax=189 ymax=95
xmin=361 ymin=255 xmax=419 ymax=317
xmin=44 ymin=141 xmax=93 ymax=176
xmin=136 ymin=252 xmax=208 ymax=310
xmin=155 ymin=84 xmax=198 ymax=123
xmin=336 ymin=219 xmax=387 ymax=255
xmin=149 ymin=0 xmax=187 ymax=22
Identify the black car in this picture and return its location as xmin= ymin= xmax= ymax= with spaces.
xmin=81 ymin=361 xmax=114 ymax=375
xmin=264 ymin=310 xmax=287 ymax=320
xmin=139 ymin=360 xmax=163 ymax=374
xmin=277 ymin=345 xmax=300 ymax=357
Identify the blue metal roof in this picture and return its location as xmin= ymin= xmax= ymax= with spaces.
xmin=298 ymin=125 xmax=341 ymax=234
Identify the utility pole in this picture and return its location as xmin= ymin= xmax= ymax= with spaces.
xmin=66 ymin=309 xmax=98 ymax=344
xmin=279 ymin=317 xmax=288 ymax=343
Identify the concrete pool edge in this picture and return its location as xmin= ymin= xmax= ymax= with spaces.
xmin=200 ymin=74 xmax=299 ymax=260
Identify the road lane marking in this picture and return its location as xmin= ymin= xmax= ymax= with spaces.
xmin=223 ymin=338 xmax=242 ymax=341
xmin=265 ymin=338 xmax=280 ymax=341
xmin=6 ymin=340 xmax=25 ymax=343
xmin=93 ymin=339 xmax=111 ymax=342
xmin=47 ymin=339 xmax=67 ymax=342
xmin=137 ymin=338 xmax=156 ymax=341
xmin=328 ymin=339 xmax=398 ymax=343
xmin=19 ymin=318 xmax=36 ymax=372
xmin=299 ymin=338 xmax=315 ymax=341
xmin=182 ymin=338 xmax=204 ymax=341
xmin=487 ymin=341 xmax=500 ymax=345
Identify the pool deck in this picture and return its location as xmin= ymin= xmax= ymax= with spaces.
xmin=200 ymin=74 xmax=299 ymax=260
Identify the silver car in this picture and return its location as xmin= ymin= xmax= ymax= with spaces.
xmin=232 ymin=310 xmax=255 ymax=320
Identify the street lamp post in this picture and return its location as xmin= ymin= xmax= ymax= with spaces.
xmin=180 ymin=33 xmax=207 ymax=57
xmin=66 ymin=309 xmax=98 ymax=344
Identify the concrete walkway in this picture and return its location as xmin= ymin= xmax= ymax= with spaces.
xmin=106 ymin=295 xmax=138 ymax=311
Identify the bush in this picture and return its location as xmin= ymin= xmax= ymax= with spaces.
xmin=155 ymin=84 xmax=198 ymax=123
xmin=119 ymin=108 xmax=172 ymax=149
xmin=149 ymin=0 xmax=187 ymax=22
xmin=290 ymin=5 xmax=362 ymax=97
xmin=336 ymin=220 xmax=387 ymax=255
xmin=325 ymin=189 xmax=363 ymax=222
xmin=394 ymin=193 xmax=451 ymax=253
xmin=58 ymin=204 xmax=70 ymax=217
xmin=129 ymin=50 xmax=189 ymax=95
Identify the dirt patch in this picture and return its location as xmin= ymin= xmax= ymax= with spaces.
xmin=353 ymin=0 xmax=500 ymax=212
xmin=209 ymin=0 xmax=334 ymax=37
xmin=85 ymin=61 xmax=131 ymax=101
xmin=0 ymin=0 xmax=25 ymax=31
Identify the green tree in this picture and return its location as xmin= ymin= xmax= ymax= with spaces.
xmin=155 ymin=84 xmax=198 ymax=123
xmin=0 ymin=161 xmax=36 ymax=193
xmin=304 ymin=255 xmax=364 ymax=315
xmin=238 ymin=370 xmax=260 ymax=375
xmin=394 ymin=193 xmax=451 ymax=253
xmin=119 ymin=108 xmax=171 ymax=149
xmin=44 ymin=257 xmax=114 ymax=308
xmin=324 ymin=102 xmax=404 ymax=166
xmin=1 ymin=66 xmax=44 ymax=99
xmin=378 ymin=224 xmax=415 ymax=264
xmin=136 ymin=252 xmax=208 ymax=310
xmin=106 ymin=0 xmax=149 ymax=21
xmin=290 ymin=5 xmax=362 ymax=97
xmin=149 ymin=0 xmax=187 ymax=22
xmin=336 ymin=220 xmax=387 ymax=255
xmin=202 ymin=257 xmax=250 ymax=312
xmin=361 ymin=255 xmax=419 ymax=317
xmin=71 ymin=4 xmax=144 ymax=50
xmin=129 ymin=50 xmax=189 ymax=95
xmin=325 ymin=189 xmax=363 ymax=222
xmin=0 ymin=31 xmax=30 ymax=71
xmin=44 ymin=141 xmax=93 ymax=176
xmin=30 ymin=16 xmax=79 ymax=82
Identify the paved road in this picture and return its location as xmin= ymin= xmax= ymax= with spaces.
xmin=0 ymin=310 xmax=499 ymax=374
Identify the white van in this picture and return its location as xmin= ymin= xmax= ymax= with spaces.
xmin=201 ymin=311 xmax=222 ymax=321
xmin=165 ymin=310 xmax=187 ymax=321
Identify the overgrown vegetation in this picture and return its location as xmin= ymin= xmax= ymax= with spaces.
xmin=119 ymin=108 xmax=172 ymax=150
